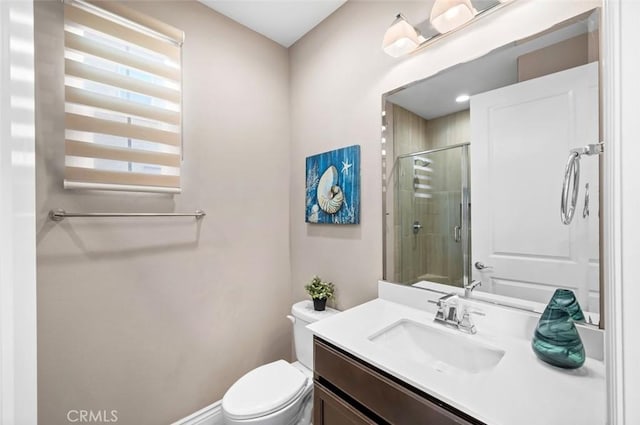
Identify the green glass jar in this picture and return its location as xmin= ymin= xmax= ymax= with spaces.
xmin=531 ymin=304 xmax=585 ymax=369
xmin=548 ymin=288 xmax=586 ymax=323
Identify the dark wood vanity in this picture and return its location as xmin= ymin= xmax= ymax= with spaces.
xmin=313 ymin=337 xmax=485 ymax=425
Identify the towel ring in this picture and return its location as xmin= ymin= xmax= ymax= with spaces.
xmin=561 ymin=152 xmax=580 ymax=225
xmin=560 ymin=143 xmax=603 ymax=225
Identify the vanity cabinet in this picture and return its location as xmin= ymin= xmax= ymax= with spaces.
xmin=313 ymin=337 xmax=484 ymax=425
xmin=314 ymin=382 xmax=376 ymax=425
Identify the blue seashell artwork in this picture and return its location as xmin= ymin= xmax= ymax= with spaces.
xmin=305 ymin=145 xmax=360 ymax=224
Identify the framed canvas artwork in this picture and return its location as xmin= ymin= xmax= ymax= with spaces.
xmin=305 ymin=145 xmax=360 ymax=224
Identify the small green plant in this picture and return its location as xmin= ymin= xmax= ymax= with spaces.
xmin=304 ymin=276 xmax=335 ymax=300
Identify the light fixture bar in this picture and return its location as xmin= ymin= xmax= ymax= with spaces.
xmin=384 ymin=0 xmax=516 ymax=58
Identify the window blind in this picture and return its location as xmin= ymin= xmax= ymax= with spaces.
xmin=63 ymin=0 xmax=184 ymax=193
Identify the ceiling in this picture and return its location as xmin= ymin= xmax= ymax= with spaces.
xmin=199 ymin=0 xmax=347 ymax=47
xmin=198 ymin=0 xmax=495 ymax=49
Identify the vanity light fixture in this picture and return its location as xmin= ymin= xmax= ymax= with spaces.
xmin=382 ymin=14 xmax=421 ymax=57
xmin=456 ymin=94 xmax=470 ymax=103
xmin=383 ymin=1 xmax=513 ymax=58
xmin=430 ymin=0 xmax=476 ymax=34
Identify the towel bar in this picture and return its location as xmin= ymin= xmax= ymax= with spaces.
xmin=48 ymin=209 xmax=206 ymax=221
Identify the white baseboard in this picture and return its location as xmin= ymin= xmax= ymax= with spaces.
xmin=172 ymin=400 xmax=223 ymax=425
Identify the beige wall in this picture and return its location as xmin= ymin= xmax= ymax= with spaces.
xmin=288 ymin=0 xmax=600 ymax=310
xmin=518 ymin=32 xmax=598 ymax=82
xmin=35 ymin=2 xmax=290 ymax=424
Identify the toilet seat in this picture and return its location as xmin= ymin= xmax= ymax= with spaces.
xmin=222 ymin=360 xmax=309 ymax=421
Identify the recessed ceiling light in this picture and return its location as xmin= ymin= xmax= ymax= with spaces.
xmin=456 ymin=94 xmax=470 ymax=103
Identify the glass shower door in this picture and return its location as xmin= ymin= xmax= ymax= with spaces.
xmin=396 ymin=144 xmax=469 ymax=287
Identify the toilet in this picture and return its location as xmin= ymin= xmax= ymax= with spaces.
xmin=222 ymin=300 xmax=339 ymax=425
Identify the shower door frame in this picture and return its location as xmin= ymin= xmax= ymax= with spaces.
xmin=391 ymin=143 xmax=471 ymax=287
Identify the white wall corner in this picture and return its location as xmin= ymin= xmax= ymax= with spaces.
xmin=603 ymin=0 xmax=640 ymax=424
xmin=171 ymin=401 xmax=224 ymax=425
xmin=0 ymin=0 xmax=37 ymax=424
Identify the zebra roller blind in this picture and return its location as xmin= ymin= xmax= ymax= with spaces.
xmin=63 ymin=0 xmax=184 ymax=193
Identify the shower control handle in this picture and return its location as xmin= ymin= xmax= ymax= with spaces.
xmin=412 ymin=221 xmax=422 ymax=234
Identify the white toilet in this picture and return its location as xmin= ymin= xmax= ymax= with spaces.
xmin=222 ymin=300 xmax=339 ymax=425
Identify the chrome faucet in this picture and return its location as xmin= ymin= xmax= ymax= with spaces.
xmin=434 ymin=293 xmax=459 ymax=324
xmin=464 ymin=280 xmax=482 ymax=298
xmin=433 ymin=293 xmax=477 ymax=334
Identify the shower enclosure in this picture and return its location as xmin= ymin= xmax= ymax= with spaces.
xmin=392 ymin=143 xmax=470 ymax=286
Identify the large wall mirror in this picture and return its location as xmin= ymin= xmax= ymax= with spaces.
xmin=382 ymin=9 xmax=602 ymax=328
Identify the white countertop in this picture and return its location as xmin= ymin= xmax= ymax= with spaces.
xmin=308 ymin=296 xmax=606 ymax=425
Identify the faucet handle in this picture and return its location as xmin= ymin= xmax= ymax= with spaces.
xmin=458 ymin=306 xmax=477 ymax=334
xmin=433 ymin=293 xmax=457 ymax=323
xmin=448 ymin=306 xmax=459 ymax=322
xmin=445 ymin=297 xmax=459 ymax=322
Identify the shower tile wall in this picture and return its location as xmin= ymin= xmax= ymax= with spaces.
xmin=392 ymin=105 xmax=428 ymax=283
xmin=392 ymin=105 xmax=470 ymax=285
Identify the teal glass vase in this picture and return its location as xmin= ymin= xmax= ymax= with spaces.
xmin=547 ymin=288 xmax=586 ymax=323
xmin=532 ymin=305 xmax=585 ymax=369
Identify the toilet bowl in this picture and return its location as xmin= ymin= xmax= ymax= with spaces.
xmin=222 ymin=301 xmax=338 ymax=425
xmin=222 ymin=360 xmax=313 ymax=425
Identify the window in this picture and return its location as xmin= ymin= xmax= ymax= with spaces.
xmin=63 ymin=0 xmax=184 ymax=193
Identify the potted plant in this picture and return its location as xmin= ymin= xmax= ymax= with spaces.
xmin=304 ymin=276 xmax=335 ymax=311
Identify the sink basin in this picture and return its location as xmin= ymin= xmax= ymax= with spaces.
xmin=368 ymin=319 xmax=505 ymax=375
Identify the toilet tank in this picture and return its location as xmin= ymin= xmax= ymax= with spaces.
xmin=290 ymin=300 xmax=339 ymax=370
